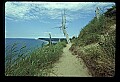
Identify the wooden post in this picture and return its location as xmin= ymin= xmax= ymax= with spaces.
xmin=49 ymin=33 xmax=52 ymax=46
xmin=59 ymin=38 xmax=61 ymax=42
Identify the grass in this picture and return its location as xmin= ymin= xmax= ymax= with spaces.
xmin=70 ymin=6 xmax=116 ymax=77
xmin=5 ymin=41 xmax=66 ymax=76
xmin=77 ymin=43 xmax=115 ymax=77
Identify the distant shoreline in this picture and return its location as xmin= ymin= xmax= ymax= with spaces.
xmin=38 ymin=38 xmax=67 ymax=42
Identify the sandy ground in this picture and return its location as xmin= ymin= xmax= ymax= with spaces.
xmin=49 ymin=43 xmax=92 ymax=77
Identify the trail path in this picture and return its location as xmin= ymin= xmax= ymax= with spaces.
xmin=49 ymin=43 xmax=92 ymax=77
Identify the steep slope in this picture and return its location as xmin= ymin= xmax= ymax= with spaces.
xmin=70 ymin=5 xmax=116 ymax=77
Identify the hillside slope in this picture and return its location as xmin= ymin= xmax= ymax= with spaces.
xmin=70 ymin=5 xmax=116 ymax=77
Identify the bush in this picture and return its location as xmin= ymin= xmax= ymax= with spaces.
xmin=98 ymin=33 xmax=115 ymax=59
xmin=73 ymin=43 xmax=115 ymax=77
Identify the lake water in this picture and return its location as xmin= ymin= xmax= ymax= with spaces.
xmin=5 ymin=38 xmax=48 ymax=61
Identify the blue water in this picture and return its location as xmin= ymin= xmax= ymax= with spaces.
xmin=5 ymin=38 xmax=48 ymax=59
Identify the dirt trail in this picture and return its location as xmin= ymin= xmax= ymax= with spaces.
xmin=49 ymin=43 xmax=92 ymax=77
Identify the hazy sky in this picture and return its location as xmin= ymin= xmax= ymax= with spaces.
xmin=5 ymin=2 xmax=115 ymax=39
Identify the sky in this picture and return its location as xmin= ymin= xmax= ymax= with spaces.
xmin=5 ymin=2 xmax=115 ymax=39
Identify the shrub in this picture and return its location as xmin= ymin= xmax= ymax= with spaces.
xmin=75 ymin=44 xmax=115 ymax=77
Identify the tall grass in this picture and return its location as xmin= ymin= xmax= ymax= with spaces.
xmin=70 ymin=6 xmax=116 ymax=77
xmin=5 ymin=42 xmax=31 ymax=75
xmin=5 ymin=41 xmax=66 ymax=76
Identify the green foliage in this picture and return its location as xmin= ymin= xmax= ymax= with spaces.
xmin=78 ymin=44 xmax=115 ymax=77
xmin=104 ymin=5 xmax=116 ymax=17
xmin=5 ymin=41 xmax=66 ymax=76
xmin=79 ymin=33 xmax=100 ymax=46
xmin=5 ymin=43 xmax=28 ymax=72
xmin=70 ymin=6 xmax=116 ymax=77
xmin=98 ymin=33 xmax=115 ymax=59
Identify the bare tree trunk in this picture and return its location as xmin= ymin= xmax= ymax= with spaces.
xmin=49 ymin=33 xmax=52 ymax=46
xmin=95 ymin=7 xmax=100 ymax=20
xmin=61 ymin=9 xmax=70 ymax=44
